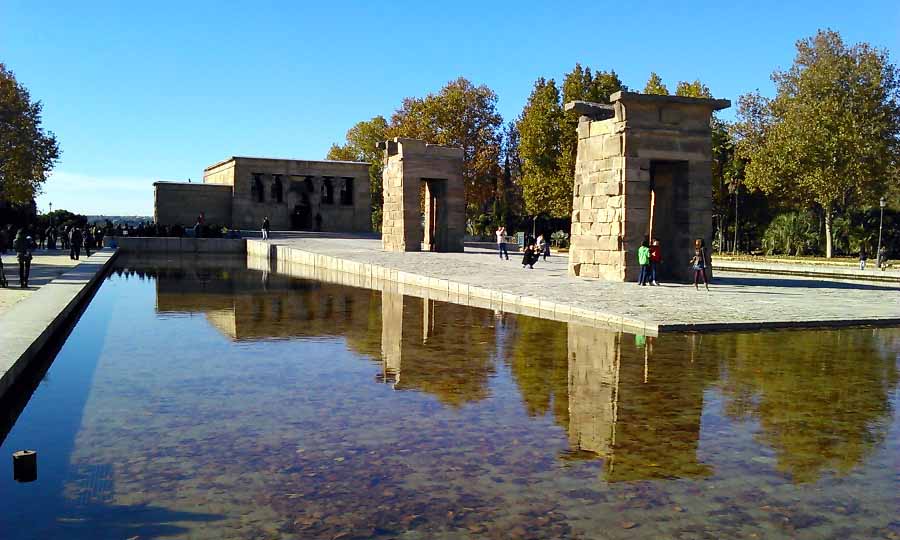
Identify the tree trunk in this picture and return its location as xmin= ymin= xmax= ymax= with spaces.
xmin=824 ymin=205 xmax=833 ymax=258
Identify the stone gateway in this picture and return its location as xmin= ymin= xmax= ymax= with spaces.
xmin=566 ymin=91 xmax=730 ymax=282
xmin=378 ymin=138 xmax=466 ymax=253
xmin=154 ymin=156 xmax=371 ymax=232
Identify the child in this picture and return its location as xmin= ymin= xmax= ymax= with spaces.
xmin=649 ymin=239 xmax=662 ymax=285
xmin=690 ymin=239 xmax=709 ymax=291
xmin=637 ymin=240 xmax=651 ymax=285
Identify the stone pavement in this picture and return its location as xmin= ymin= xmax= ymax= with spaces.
xmin=714 ymin=258 xmax=900 ymax=282
xmin=0 ymin=250 xmax=116 ymax=400
xmin=0 ymin=250 xmax=81 ymax=317
xmin=259 ymin=233 xmax=900 ymax=333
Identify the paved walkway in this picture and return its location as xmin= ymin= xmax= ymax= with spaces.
xmin=714 ymin=258 xmax=900 ymax=282
xmin=0 ymin=250 xmax=80 ymax=317
xmin=260 ymin=233 xmax=900 ymax=333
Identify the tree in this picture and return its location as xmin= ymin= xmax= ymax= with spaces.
xmin=326 ymin=116 xmax=388 ymax=230
xmin=735 ymin=29 xmax=900 ymax=257
xmin=643 ymin=72 xmax=669 ymax=95
xmin=387 ymin=78 xmax=503 ymax=215
xmin=559 ymin=64 xmax=624 ymax=179
xmin=675 ymin=79 xmax=712 ymax=98
xmin=0 ymin=63 xmax=60 ymax=203
xmin=516 ymin=78 xmax=568 ymax=217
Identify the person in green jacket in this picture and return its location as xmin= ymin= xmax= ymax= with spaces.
xmin=637 ymin=239 xmax=651 ymax=286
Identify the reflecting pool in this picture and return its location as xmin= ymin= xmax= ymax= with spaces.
xmin=1 ymin=255 xmax=898 ymax=539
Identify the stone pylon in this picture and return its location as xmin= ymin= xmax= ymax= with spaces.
xmin=566 ymin=92 xmax=729 ymax=282
xmin=378 ymin=138 xmax=465 ymax=252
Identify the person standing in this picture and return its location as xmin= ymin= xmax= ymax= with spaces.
xmin=649 ymin=239 xmax=662 ymax=285
xmin=262 ymin=216 xmax=270 ymax=240
xmin=859 ymin=246 xmax=868 ymax=270
xmin=637 ymin=240 xmax=651 ymax=286
xmin=83 ymin=229 xmax=94 ymax=257
xmin=70 ymin=227 xmax=82 ymax=260
xmin=496 ymin=226 xmax=508 ymax=260
xmin=878 ymin=245 xmax=888 ymax=270
xmin=691 ymin=239 xmax=709 ymax=291
xmin=14 ymin=229 xmax=34 ymax=288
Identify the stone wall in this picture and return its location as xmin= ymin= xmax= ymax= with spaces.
xmin=210 ymin=157 xmax=371 ymax=232
xmin=116 ymin=237 xmax=246 ymax=254
xmin=380 ymin=138 xmax=465 ymax=252
xmin=567 ymin=92 xmax=728 ymax=282
xmin=154 ymin=182 xmax=233 ymax=227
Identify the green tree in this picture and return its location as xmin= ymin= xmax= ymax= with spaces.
xmin=326 ymin=116 xmax=388 ymax=230
xmin=516 ymin=78 xmax=568 ymax=217
xmin=643 ymin=72 xmax=669 ymax=95
xmin=387 ymin=78 xmax=503 ymax=215
xmin=0 ymin=63 xmax=60 ymax=203
xmin=675 ymin=79 xmax=712 ymax=98
xmin=735 ymin=29 xmax=900 ymax=257
xmin=560 ymin=64 xmax=624 ymax=179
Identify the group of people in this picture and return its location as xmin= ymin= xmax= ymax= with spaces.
xmin=0 ymin=223 xmax=109 ymax=288
xmin=637 ymin=238 xmax=710 ymax=290
xmin=495 ymin=227 xmax=551 ymax=269
xmin=859 ymin=246 xmax=890 ymax=271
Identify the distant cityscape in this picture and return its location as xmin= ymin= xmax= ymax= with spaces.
xmin=86 ymin=215 xmax=152 ymax=227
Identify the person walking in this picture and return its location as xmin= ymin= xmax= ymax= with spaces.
xmin=13 ymin=229 xmax=34 ymax=288
xmin=859 ymin=246 xmax=868 ymax=270
xmin=691 ymin=239 xmax=709 ymax=291
xmin=262 ymin=216 xmax=271 ymax=240
xmin=70 ymin=227 xmax=82 ymax=260
xmin=496 ymin=226 xmax=508 ymax=260
xmin=878 ymin=245 xmax=888 ymax=270
xmin=637 ymin=240 xmax=651 ymax=286
xmin=83 ymin=229 xmax=94 ymax=257
xmin=649 ymin=239 xmax=662 ymax=285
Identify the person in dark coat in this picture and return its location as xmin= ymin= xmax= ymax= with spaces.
xmin=14 ymin=229 xmax=34 ymax=288
xmin=69 ymin=228 xmax=82 ymax=260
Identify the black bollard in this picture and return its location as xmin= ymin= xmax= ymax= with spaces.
xmin=13 ymin=450 xmax=37 ymax=483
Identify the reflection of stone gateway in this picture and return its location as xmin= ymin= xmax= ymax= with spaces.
xmin=566 ymin=92 xmax=730 ymax=282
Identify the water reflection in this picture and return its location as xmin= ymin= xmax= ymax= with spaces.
xmin=3 ymin=256 xmax=895 ymax=539
xmin=142 ymin=255 xmax=899 ymax=485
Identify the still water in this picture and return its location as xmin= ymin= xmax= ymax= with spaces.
xmin=1 ymin=255 xmax=898 ymax=539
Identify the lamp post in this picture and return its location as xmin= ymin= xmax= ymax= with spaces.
xmin=876 ymin=197 xmax=886 ymax=269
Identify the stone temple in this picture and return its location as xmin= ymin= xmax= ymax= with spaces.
xmin=566 ymin=91 xmax=730 ymax=282
xmin=154 ymin=156 xmax=372 ymax=232
xmin=378 ymin=138 xmax=466 ymax=252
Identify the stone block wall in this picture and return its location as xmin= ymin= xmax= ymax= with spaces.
xmin=568 ymin=92 xmax=728 ymax=282
xmin=380 ymin=138 xmax=465 ymax=252
xmin=220 ymin=157 xmax=371 ymax=232
xmin=154 ymin=182 xmax=233 ymax=227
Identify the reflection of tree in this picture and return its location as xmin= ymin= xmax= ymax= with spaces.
xmin=505 ymin=316 xmax=570 ymax=428
xmin=718 ymin=330 xmax=899 ymax=483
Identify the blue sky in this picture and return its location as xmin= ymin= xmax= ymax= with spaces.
xmin=2 ymin=0 xmax=898 ymax=216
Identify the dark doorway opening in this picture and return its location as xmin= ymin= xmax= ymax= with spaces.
xmin=648 ymin=161 xmax=689 ymax=280
xmin=291 ymin=195 xmax=312 ymax=231
xmin=421 ymin=178 xmax=448 ymax=251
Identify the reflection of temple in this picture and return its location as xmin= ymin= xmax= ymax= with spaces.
xmin=566 ymin=324 xmax=715 ymax=481
xmin=147 ymin=255 xmax=724 ymax=480
xmin=379 ymin=290 xmax=497 ymax=406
